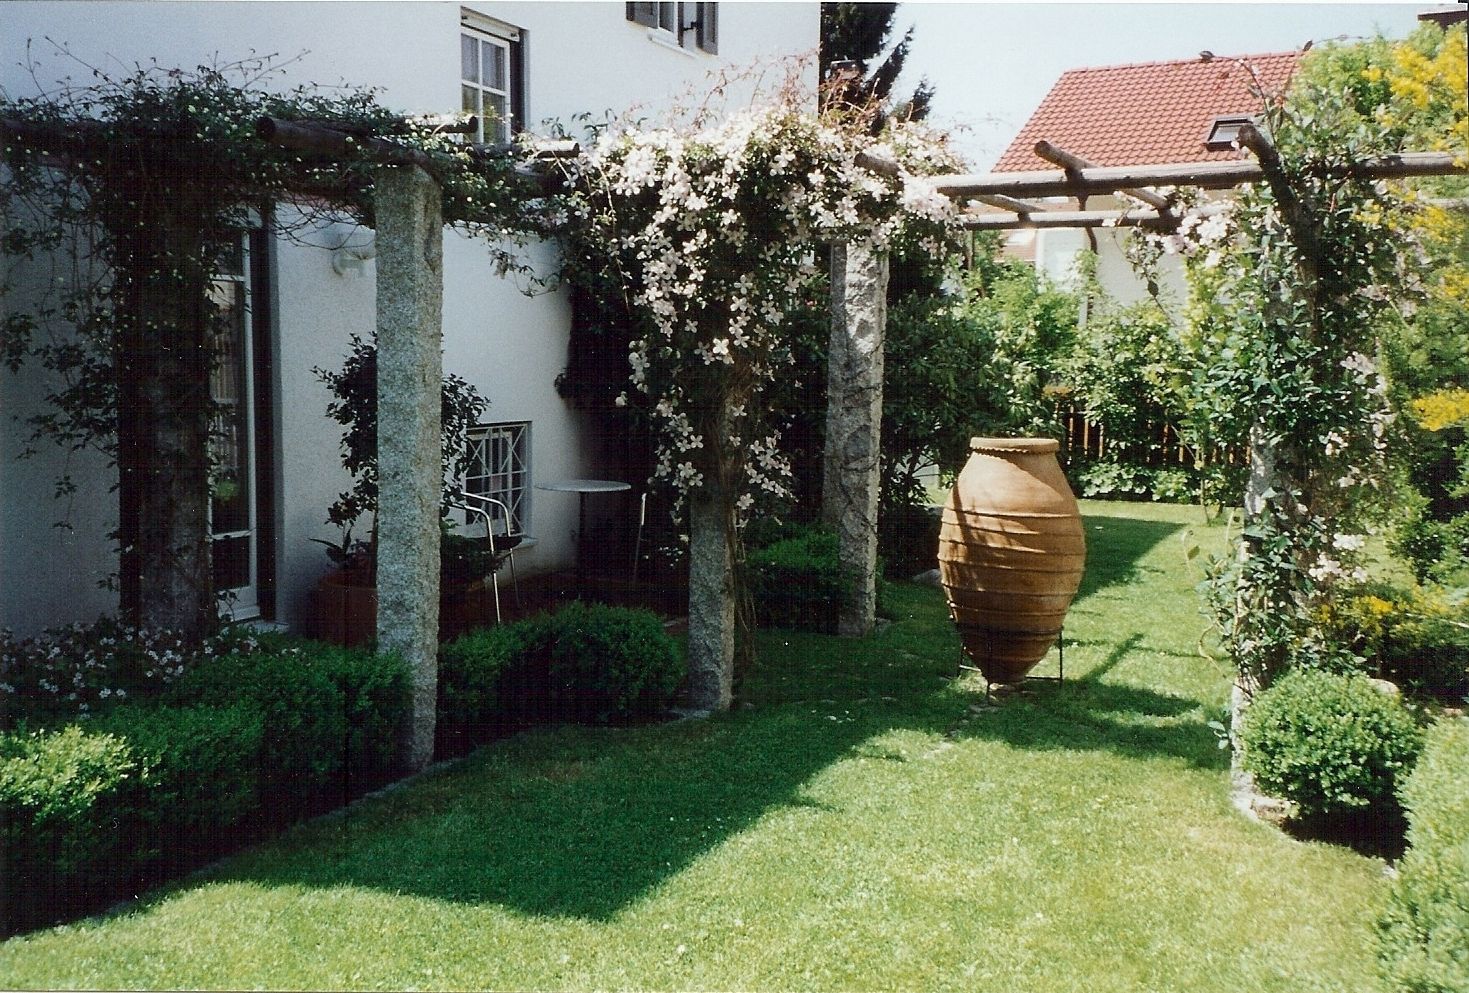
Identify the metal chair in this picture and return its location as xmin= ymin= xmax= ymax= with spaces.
xmin=454 ymin=490 xmax=523 ymax=623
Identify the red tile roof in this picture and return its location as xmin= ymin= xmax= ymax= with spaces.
xmin=993 ymin=51 xmax=1304 ymax=171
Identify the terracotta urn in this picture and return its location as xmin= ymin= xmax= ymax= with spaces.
xmin=937 ymin=437 xmax=1086 ymax=684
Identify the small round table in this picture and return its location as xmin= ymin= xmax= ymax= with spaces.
xmin=535 ymin=479 xmax=632 ymax=585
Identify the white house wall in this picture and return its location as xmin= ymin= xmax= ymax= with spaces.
xmin=0 ymin=2 xmax=819 ymax=635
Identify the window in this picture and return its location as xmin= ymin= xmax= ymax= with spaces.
xmin=465 ymin=422 xmax=531 ymax=537
xmin=1203 ymin=115 xmax=1255 ymax=153
xmin=207 ymin=229 xmax=276 ymax=619
xmin=626 ymin=2 xmax=718 ymax=53
xmin=461 ymin=11 xmax=525 ymax=144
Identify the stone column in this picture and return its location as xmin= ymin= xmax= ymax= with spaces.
xmin=822 ymin=239 xmax=888 ymax=638
xmin=374 ymin=164 xmax=443 ymax=771
xmin=686 ymin=485 xmax=734 ymax=712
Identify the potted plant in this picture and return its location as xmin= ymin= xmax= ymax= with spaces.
xmin=311 ymin=335 xmax=490 ymax=645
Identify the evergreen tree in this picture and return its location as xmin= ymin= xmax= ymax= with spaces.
xmin=819 ymin=2 xmax=933 ymax=123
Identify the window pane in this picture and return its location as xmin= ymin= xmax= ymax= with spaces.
xmin=462 ymin=84 xmax=479 ymax=117
xmin=461 ymin=34 xmax=478 ymax=82
xmin=658 ymin=2 xmax=676 ymax=30
xmin=487 ymin=94 xmax=508 ymax=142
xmin=483 ymin=42 xmax=506 ymax=90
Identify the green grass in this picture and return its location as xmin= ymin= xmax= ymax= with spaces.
xmin=0 ymin=501 xmax=1392 ymax=991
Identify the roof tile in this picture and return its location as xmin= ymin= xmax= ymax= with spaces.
xmin=993 ymin=51 xmax=1304 ymax=171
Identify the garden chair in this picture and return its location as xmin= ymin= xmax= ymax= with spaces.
xmin=454 ymin=490 xmax=524 ymax=623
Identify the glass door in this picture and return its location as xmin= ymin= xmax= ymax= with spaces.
xmin=208 ymin=236 xmax=259 ymax=618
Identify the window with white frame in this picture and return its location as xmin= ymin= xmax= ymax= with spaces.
xmin=461 ymin=11 xmax=525 ymax=144
xmin=625 ymin=2 xmax=718 ymax=53
xmin=465 ymin=422 xmax=531 ymax=537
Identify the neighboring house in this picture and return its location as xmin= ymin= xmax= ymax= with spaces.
xmin=0 ymin=1 xmax=820 ymax=636
xmin=991 ymin=50 xmax=1303 ymax=301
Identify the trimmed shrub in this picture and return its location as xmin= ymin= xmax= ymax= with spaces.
xmin=748 ymin=527 xmax=852 ymax=633
xmin=439 ymin=617 xmax=549 ymax=750
xmin=545 ymin=602 xmax=682 ymax=723
xmin=1378 ymin=717 xmax=1469 ymax=993
xmin=314 ymin=646 xmax=410 ymax=790
xmin=1242 ymin=669 xmax=1424 ymax=820
xmin=169 ymin=646 xmax=347 ymax=805
xmin=440 ymin=604 xmax=681 ymax=736
xmin=92 ymin=703 xmax=263 ymax=858
xmin=1 ymin=724 xmax=134 ymax=933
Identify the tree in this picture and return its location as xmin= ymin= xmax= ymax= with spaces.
xmin=819 ymin=3 xmax=934 ymax=126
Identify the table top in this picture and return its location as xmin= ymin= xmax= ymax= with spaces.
xmin=535 ymin=478 xmax=632 ymax=494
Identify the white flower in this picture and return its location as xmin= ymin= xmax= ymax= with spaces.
xmin=1331 ymin=533 xmax=1366 ymax=552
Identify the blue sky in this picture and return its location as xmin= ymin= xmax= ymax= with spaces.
xmin=895 ymin=1 xmax=1437 ymax=169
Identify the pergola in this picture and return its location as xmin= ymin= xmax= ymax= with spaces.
xmin=821 ymin=127 xmax=1466 ymax=640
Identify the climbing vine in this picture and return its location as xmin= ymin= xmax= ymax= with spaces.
xmin=1133 ymin=32 xmax=1466 ymax=693
xmin=0 ymin=53 xmax=553 ymax=638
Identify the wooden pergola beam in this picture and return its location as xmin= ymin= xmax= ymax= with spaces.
xmin=1034 ymin=140 xmax=1175 ymax=215
xmin=256 ymin=116 xmax=443 ymax=178
xmin=960 ymin=205 xmax=1226 ymax=230
xmin=975 ymin=193 xmax=1048 ymax=215
xmin=932 ymin=151 xmax=1463 ymax=201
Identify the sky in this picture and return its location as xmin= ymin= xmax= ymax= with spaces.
xmin=894 ymin=1 xmax=1439 ymax=169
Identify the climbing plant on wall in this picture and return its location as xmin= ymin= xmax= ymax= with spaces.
xmin=0 ymin=54 xmax=550 ymax=641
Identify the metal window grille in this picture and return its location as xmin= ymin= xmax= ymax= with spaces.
xmin=465 ymin=422 xmax=531 ymax=536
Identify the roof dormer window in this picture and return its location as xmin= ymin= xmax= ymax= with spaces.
xmin=1204 ymin=115 xmax=1255 ymax=152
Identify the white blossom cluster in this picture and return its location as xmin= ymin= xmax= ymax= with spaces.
xmin=1 ymin=621 xmax=269 ymax=722
xmin=583 ymin=104 xmax=957 ymax=517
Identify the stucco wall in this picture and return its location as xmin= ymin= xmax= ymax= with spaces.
xmin=0 ymin=2 xmax=819 ymax=635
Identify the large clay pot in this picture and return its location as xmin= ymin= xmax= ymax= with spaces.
xmin=937 ymin=437 xmax=1086 ymax=684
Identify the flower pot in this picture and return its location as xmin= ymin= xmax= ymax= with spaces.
xmin=937 ymin=437 xmax=1086 ymax=684
xmin=312 ymin=570 xmax=378 ymax=646
xmin=311 ymin=570 xmax=485 ymax=646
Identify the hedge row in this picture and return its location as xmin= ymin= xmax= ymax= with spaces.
xmin=1 ymin=642 xmax=408 ymax=935
xmin=438 ymin=602 xmax=682 ymax=754
xmin=1378 ymin=717 xmax=1469 ymax=993
xmin=3 ymin=604 xmax=679 ymax=935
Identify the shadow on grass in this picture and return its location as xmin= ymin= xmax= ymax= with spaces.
xmin=200 ymin=509 xmax=1210 ymax=923
xmin=1075 ymin=512 xmax=1185 ymax=600
xmin=216 ymin=703 xmax=940 ymax=921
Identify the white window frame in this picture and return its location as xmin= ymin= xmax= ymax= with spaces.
xmin=626 ymin=2 xmax=718 ymax=54
xmin=461 ymin=11 xmax=522 ymax=144
xmin=208 ymin=233 xmax=259 ymax=619
xmin=465 ymin=421 xmax=532 ymax=537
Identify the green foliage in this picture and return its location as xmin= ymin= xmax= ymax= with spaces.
xmin=314 ymin=335 xmax=487 ymax=535
xmin=92 ymin=702 xmax=263 ymax=843
xmin=1065 ymin=301 xmax=1187 ymax=458
xmin=1242 ymin=669 xmax=1424 ymax=820
xmin=545 ymin=603 xmax=683 ymax=724
xmin=1319 ymin=582 xmax=1469 ymax=701
xmin=441 ymin=605 xmax=681 ymax=730
xmin=314 ymin=646 xmax=410 ymax=788
xmin=0 ymin=724 xmax=134 ymax=873
xmin=0 ymin=723 xmax=134 ymax=933
xmin=1378 ymin=717 xmax=1469 ymax=993
xmin=169 ymin=646 xmax=347 ymax=802
xmin=438 ymin=620 xmax=544 ymax=749
xmin=747 ymin=526 xmax=853 ymax=633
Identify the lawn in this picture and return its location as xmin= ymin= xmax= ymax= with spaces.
xmin=0 ymin=501 xmax=1393 ymax=992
